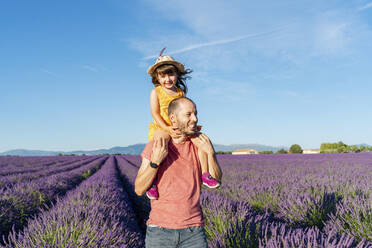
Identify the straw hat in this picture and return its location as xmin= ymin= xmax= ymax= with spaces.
xmin=147 ymin=49 xmax=185 ymax=76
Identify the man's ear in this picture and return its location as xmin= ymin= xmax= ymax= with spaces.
xmin=169 ymin=112 xmax=176 ymax=125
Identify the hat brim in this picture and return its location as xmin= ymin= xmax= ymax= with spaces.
xmin=147 ymin=61 xmax=185 ymax=76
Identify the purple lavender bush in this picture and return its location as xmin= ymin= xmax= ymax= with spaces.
xmin=3 ymin=156 xmax=144 ymax=248
xmin=1 ymin=152 xmax=370 ymax=247
xmin=0 ymin=156 xmax=107 ymax=242
xmin=209 ymin=153 xmax=372 ymax=247
xmin=116 ymin=155 xmax=150 ymax=233
xmin=121 ymin=155 xmax=141 ymax=168
xmin=116 ymin=153 xmax=371 ymax=247
xmin=325 ymin=194 xmax=371 ymax=243
xmin=0 ymin=156 xmax=82 ymax=176
xmin=0 ymin=156 xmax=99 ymax=189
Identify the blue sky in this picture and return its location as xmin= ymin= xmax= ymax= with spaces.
xmin=1 ymin=0 xmax=372 ymax=152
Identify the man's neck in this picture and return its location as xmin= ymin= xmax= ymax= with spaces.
xmin=171 ymin=135 xmax=188 ymax=144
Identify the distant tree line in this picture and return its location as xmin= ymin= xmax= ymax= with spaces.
xmin=58 ymin=153 xmax=77 ymax=156
xmin=276 ymin=149 xmax=288 ymax=154
xmin=260 ymin=150 xmax=274 ymax=154
xmin=259 ymin=148 xmax=289 ymax=154
xmin=216 ymin=151 xmax=232 ymax=154
xmin=260 ymin=141 xmax=372 ymax=154
xmin=320 ymin=141 xmax=372 ymax=153
xmin=259 ymin=144 xmax=303 ymax=154
xmin=289 ymin=144 xmax=303 ymax=154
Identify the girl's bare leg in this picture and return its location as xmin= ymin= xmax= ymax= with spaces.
xmin=153 ymin=129 xmax=171 ymax=143
xmin=191 ymin=135 xmax=220 ymax=188
xmin=191 ymin=137 xmax=209 ymax=174
xmin=198 ymin=149 xmax=208 ymax=174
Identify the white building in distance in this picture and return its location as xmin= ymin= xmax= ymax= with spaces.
xmin=232 ymin=148 xmax=259 ymax=155
xmin=302 ymin=149 xmax=321 ymax=154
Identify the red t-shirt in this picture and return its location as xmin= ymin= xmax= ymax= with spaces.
xmin=141 ymin=139 xmax=204 ymax=229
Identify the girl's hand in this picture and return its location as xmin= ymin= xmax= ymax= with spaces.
xmin=166 ymin=126 xmax=182 ymax=139
xmin=190 ymin=133 xmax=215 ymax=155
xmin=151 ymin=138 xmax=168 ymax=165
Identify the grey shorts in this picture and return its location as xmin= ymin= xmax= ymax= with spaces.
xmin=145 ymin=225 xmax=208 ymax=248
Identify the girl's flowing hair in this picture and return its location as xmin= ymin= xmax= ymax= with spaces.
xmin=151 ymin=65 xmax=192 ymax=95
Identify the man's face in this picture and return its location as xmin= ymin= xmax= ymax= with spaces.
xmin=172 ymin=100 xmax=198 ymax=136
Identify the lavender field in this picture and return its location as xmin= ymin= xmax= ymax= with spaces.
xmin=0 ymin=153 xmax=371 ymax=247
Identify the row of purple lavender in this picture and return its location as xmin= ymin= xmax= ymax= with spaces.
xmin=0 ymin=156 xmax=82 ymax=176
xmin=0 ymin=156 xmax=107 ymax=241
xmin=3 ymin=156 xmax=144 ymax=247
xmin=0 ymin=156 xmax=99 ymax=189
xmin=202 ymin=153 xmax=372 ymax=247
xmin=118 ymin=153 xmax=372 ymax=247
xmin=1 ymin=153 xmax=371 ymax=247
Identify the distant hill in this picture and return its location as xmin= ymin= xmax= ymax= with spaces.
xmin=0 ymin=143 xmax=289 ymax=156
xmin=0 ymin=144 xmax=146 ymax=156
xmin=0 ymin=149 xmax=63 ymax=156
xmin=213 ymin=144 xmax=286 ymax=153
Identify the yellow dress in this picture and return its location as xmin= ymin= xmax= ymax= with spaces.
xmin=148 ymin=86 xmax=184 ymax=141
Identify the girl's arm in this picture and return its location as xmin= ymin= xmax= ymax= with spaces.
xmin=150 ymin=89 xmax=170 ymax=130
xmin=150 ymin=89 xmax=180 ymax=137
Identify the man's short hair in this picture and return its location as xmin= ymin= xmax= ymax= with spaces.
xmin=168 ymin=97 xmax=195 ymax=115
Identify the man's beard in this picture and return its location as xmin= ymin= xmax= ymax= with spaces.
xmin=178 ymin=122 xmax=198 ymax=137
xmin=184 ymin=131 xmax=199 ymax=137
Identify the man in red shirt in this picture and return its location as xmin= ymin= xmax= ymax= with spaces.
xmin=135 ymin=97 xmax=222 ymax=248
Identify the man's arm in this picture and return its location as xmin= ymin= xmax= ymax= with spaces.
xmin=191 ymin=134 xmax=222 ymax=181
xmin=134 ymin=157 xmax=158 ymax=196
xmin=134 ymin=139 xmax=168 ymax=196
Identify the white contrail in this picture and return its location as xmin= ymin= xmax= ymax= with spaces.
xmin=82 ymin=65 xmax=98 ymax=72
xmin=40 ymin=68 xmax=58 ymax=76
xmin=143 ymin=26 xmax=288 ymax=60
xmin=358 ymin=2 xmax=372 ymax=11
